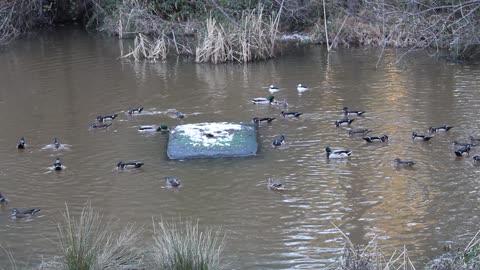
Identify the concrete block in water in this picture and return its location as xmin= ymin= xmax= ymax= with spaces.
xmin=167 ymin=122 xmax=257 ymax=159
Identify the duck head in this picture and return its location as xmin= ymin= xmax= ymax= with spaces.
xmin=267 ymin=95 xmax=275 ymax=102
xmin=325 ymin=146 xmax=332 ymax=153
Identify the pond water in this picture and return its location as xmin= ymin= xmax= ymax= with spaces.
xmin=0 ymin=27 xmax=479 ymax=269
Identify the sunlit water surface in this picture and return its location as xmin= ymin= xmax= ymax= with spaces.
xmin=0 ymin=28 xmax=480 ymax=269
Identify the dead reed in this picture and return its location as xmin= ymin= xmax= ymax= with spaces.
xmin=122 ymin=33 xmax=168 ymax=61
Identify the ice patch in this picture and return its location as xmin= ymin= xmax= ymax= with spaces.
xmin=173 ymin=122 xmax=242 ymax=147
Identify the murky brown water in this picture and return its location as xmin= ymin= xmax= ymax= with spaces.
xmin=1 ymin=27 xmax=480 ymax=269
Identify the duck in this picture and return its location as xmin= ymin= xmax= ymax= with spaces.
xmin=90 ymin=123 xmax=112 ymax=129
xmin=10 ymin=208 xmax=41 ymax=219
xmin=96 ymin=114 xmax=118 ymax=122
xmin=325 ymin=146 xmax=352 ymax=159
xmin=363 ymin=135 xmax=389 ymax=143
xmin=268 ymin=85 xmax=280 ymax=93
xmin=0 ymin=192 xmax=9 ymax=204
xmin=296 ymin=84 xmax=309 ymax=92
xmin=343 ymin=107 xmax=366 ymax=116
xmin=335 ymin=119 xmax=354 ymax=127
xmin=271 ymin=98 xmax=288 ymax=107
xmin=454 ymin=145 xmax=471 ymax=157
xmin=175 ymin=111 xmax=185 ymax=119
xmin=393 ymin=158 xmax=416 ymax=167
xmin=412 ymin=132 xmax=433 ymax=141
xmin=267 ymin=178 xmax=285 ymax=191
xmin=17 ymin=137 xmax=26 ymax=149
xmin=117 ymin=161 xmax=144 ymax=169
xmin=473 ymin=156 xmax=480 ymax=162
xmin=252 ymin=95 xmax=275 ymax=104
xmin=138 ymin=124 xmax=169 ymax=132
xmin=348 ymin=128 xmax=372 ymax=136
xmin=281 ymin=111 xmax=303 ymax=118
xmin=53 ymin=138 xmax=61 ymax=149
xmin=253 ymin=117 xmax=275 ymax=124
xmin=128 ymin=107 xmax=143 ymax=115
xmin=453 ymin=141 xmax=476 ymax=148
xmin=428 ymin=125 xmax=453 ymax=133
xmin=54 ymin=157 xmax=63 ymax=171
xmin=165 ymin=177 xmax=181 ymax=187
xmin=272 ymin=135 xmax=285 ymax=147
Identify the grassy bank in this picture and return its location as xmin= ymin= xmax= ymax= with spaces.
xmin=1 ymin=1 xmax=479 ymax=61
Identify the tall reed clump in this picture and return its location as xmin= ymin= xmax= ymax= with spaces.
xmin=150 ymin=219 xmax=227 ymax=270
xmin=122 ymin=33 xmax=168 ymax=61
xmin=195 ymin=4 xmax=282 ymax=64
xmin=56 ymin=202 xmax=144 ymax=270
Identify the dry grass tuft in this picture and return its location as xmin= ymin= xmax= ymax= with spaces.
xmin=123 ymin=33 xmax=168 ymax=61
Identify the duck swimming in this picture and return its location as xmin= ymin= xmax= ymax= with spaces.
xmin=473 ymin=156 xmax=480 ymax=162
xmin=454 ymin=145 xmax=471 ymax=157
xmin=96 ymin=114 xmax=118 ymax=122
xmin=271 ymin=98 xmax=288 ymax=107
xmin=267 ymin=178 xmax=285 ymax=191
xmin=268 ymin=85 xmax=280 ymax=93
xmin=175 ymin=112 xmax=185 ymax=119
xmin=253 ymin=117 xmax=275 ymax=124
xmin=17 ymin=137 xmax=25 ymax=149
xmin=90 ymin=123 xmax=112 ymax=129
xmin=393 ymin=158 xmax=416 ymax=167
xmin=296 ymin=84 xmax=309 ymax=92
xmin=348 ymin=128 xmax=372 ymax=136
xmin=335 ymin=119 xmax=354 ymax=127
xmin=272 ymin=135 xmax=285 ymax=147
xmin=128 ymin=108 xmax=143 ymax=115
xmin=0 ymin=192 xmax=9 ymax=204
xmin=138 ymin=124 xmax=169 ymax=132
xmin=325 ymin=146 xmax=352 ymax=159
xmin=363 ymin=135 xmax=389 ymax=143
xmin=412 ymin=132 xmax=433 ymax=141
xmin=343 ymin=107 xmax=366 ymax=116
xmin=117 ymin=161 xmax=144 ymax=169
xmin=54 ymin=157 xmax=63 ymax=171
xmin=453 ymin=141 xmax=476 ymax=148
xmin=53 ymin=138 xmax=61 ymax=149
xmin=428 ymin=125 xmax=453 ymax=133
xmin=11 ymin=208 xmax=41 ymax=219
xmin=252 ymin=95 xmax=275 ymax=104
xmin=281 ymin=111 xmax=303 ymax=118
xmin=165 ymin=177 xmax=181 ymax=187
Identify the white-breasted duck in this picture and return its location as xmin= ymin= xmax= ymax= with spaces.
xmin=253 ymin=117 xmax=275 ymax=124
xmin=272 ymin=134 xmax=285 ymax=147
xmin=17 ymin=137 xmax=26 ymax=149
xmin=0 ymin=192 xmax=9 ymax=204
xmin=268 ymin=85 xmax=280 ymax=93
xmin=428 ymin=125 xmax=453 ymax=133
xmin=473 ymin=156 xmax=480 ymax=162
xmin=454 ymin=145 xmax=471 ymax=157
xmin=53 ymin=138 xmax=61 ymax=149
xmin=11 ymin=208 xmax=41 ymax=219
xmin=252 ymin=95 xmax=275 ymax=104
xmin=335 ymin=119 xmax=354 ymax=127
xmin=54 ymin=157 xmax=63 ymax=171
xmin=325 ymin=146 xmax=352 ymax=159
xmin=165 ymin=177 xmax=181 ymax=187
xmin=348 ymin=128 xmax=372 ymax=136
xmin=128 ymin=108 xmax=143 ymax=115
xmin=281 ymin=111 xmax=303 ymax=118
xmin=296 ymin=84 xmax=309 ymax=92
xmin=117 ymin=161 xmax=144 ymax=169
xmin=343 ymin=107 xmax=366 ymax=116
xmin=412 ymin=132 xmax=433 ymax=141
xmin=393 ymin=158 xmax=416 ymax=167
xmin=363 ymin=135 xmax=389 ymax=143
xmin=175 ymin=111 xmax=185 ymax=119
xmin=267 ymin=178 xmax=285 ymax=191
xmin=96 ymin=114 xmax=118 ymax=122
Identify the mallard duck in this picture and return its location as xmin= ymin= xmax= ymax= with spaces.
xmin=453 ymin=141 xmax=476 ymax=148
xmin=454 ymin=145 xmax=471 ymax=157
xmin=268 ymin=85 xmax=280 ymax=93
xmin=363 ymin=135 xmax=388 ymax=143
xmin=335 ymin=119 xmax=354 ymax=127
xmin=54 ymin=157 xmax=63 ymax=171
xmin=117 ymin=161 xmax=144 ymax=169
xmin=90 ymin=123 xmax=112 ymax=129
xmin=325 ymin=146 xmax=352 ymax=159
xmin=165 ymin=177 xmax=181 ymax=187
xmin=17 ymin=137 xmax=26 ymax=149
xmin=252 ymin=95 xmax=275 ymax=104
xmin=267 ymin=178 xmax=285 ymax=191
xmin=128 ymin=108 xmax=143 ymax=115
xmin=272 ymin=135 xmax=285 ymax=147
xmin=271 ymin=98 xmax=288 ymax=107
xmin=348 ymin=128 xmax=372 ymax=136
xmin=11 ymin=208 xmax=41 ymax=219
xmin=281 ymin=111 xmax=303 ymax=118
xmin=138 ymin=124 xmax=169 ymax=132
xmin=412 ymin=132 xmax=433 ymax=141
xmin=253 ymin=117 xmax=275 ymax=124
xmin=297 ymin=84 xmax=309 ymax=92
xmin=96 ymin=114 xmax=118 ymax=122
xmin=473 ymin=155 xmax=480 ymax=162
xmin=0 ymin=192 xmax=9 ymax=204
xmin=428 ymin=125 xmax=453 ymax=133
xmin=343 ymin=107 xmax=366 ymax=116
xmin=393 ymin=158 xmax=416 ymax=167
